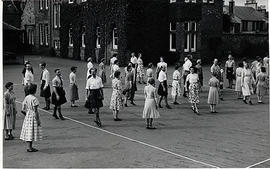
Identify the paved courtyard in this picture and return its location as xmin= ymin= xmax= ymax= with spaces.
xmin=3 ymin=55 xmax=270 ymax=168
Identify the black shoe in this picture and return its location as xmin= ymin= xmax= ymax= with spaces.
xmin=220 ymin=98 xmax=224 ymax=101
xmin=59 ymin=116 xmax=65 ymax=120
xmin=114 ymin=118 xmax=122 ymax=121
xmin=249 ymin=101 xmax=253 ymax=105
xmin=71 ymin=105 xmax=78 ymax=107
xmin=166 ymin=105 xmax=172 ymax=109
xmin=27 ymin=148 xmax=38 ymax=152
xmin=138 ymin=81 xmax=142 ymax=84
xmin=243 ymin=100 xmax=247 ymax=104
xmin=173 ymin=102 xmax=180 ymax=105
xmin=124 ymin=104 xmax=128 ymax=107
xmin=143 ymin=81 xmax=147 ymax=84
xmin=52 ymin=114 xmax=59 ymax=119
xmin=159 ymin=104 xmax=163 ymax=108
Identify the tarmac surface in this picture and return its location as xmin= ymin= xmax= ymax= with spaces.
xmin=3 ymin=55 xmax=270 ymax=168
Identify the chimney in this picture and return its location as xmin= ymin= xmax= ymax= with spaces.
xmin=229 ymin=0 xmax=235 ymax=16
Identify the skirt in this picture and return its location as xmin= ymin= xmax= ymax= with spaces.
xmin=257 ymin=83 xmax=266 ymax=97
xmin=40 ymin=80 xmax=51 ymax=98
xmin=226 ymin=67 xmax=235 ymax=80
xmin=188 ymin=82 xmax=200 ymax=104
xmin=242 ymin=77 xmax=253 ymax=96
xmin=86 ymin=89 xmax=103 ymax=108
xmin=235 ymin=76 xmax=242 ymax=92
xmin=158 ymin=80 xmax=168 ymax=96
xmin=52 ymin=87 xmax=67 ymax=106
xmin=20 ymin=110 xmax=42 ymax=142
xmin=171 ymin=80 xmax=181 ymax=97
xmin=142 ymin=99 xmax=160 ymax=119
xmin=208 ymin=87 xmax=219 ymax=105
xmin=70 ymin=84 xmax=79 ymax=101
xmin=4 ymin=104 xmax=16 ymax=130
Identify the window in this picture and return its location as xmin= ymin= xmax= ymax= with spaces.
xmin=31 ymin=30 xmax=34 ymax=45
xmin=82 ymin=26 xmax=86 ymax=47
xmin=45 ymin=0 xmax=48 ymax=9
xmin=82 ymin=0 xmax=87 ymax=2
xmin=54 ymin=40 xmax=60 ymax=49
xmin=69 ymin=28 xmax=73 ymax=47
xmin=113 ymin=27 xmax=118 ymax=50
xmin=185 ymin=0 xmax=196 ymax=3
xmin=184 ymin=21 xmax=197 ymax=52
xmin=203 ymin=0 xmax=207 ymax=3
xmin=209 ymin=0 xmax=214 ymax=3
xmin=242 ymin=21 xmax=248 ymax=31
xmin=169 ymin=22 xmax=176 ymax=52
xmin=39 ymin=0 xmax=43 ymax=10
xmin=45 ymin=24 xmax=49 ymax=46
xmin=170 ymin=0 xmax=176 ymax=3
xmin=96 ymin=27 xmax=101 ymax=48
xmin=53 ymin=4 xmax=61 ymax=28
xmin=39 ymin=24 xmax=44 ymax=45
xmin=68 ymin=0 xmax=74 ymax=4
xmin=58 ymin=5 xmax=61 ymax=28
xmin=28 ymin=29 xmax=34 ymax=45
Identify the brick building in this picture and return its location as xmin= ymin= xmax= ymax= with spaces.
xmin=21 ymin=0 xmax=61 ymax=55
xmin=60 ymin=0 xmax=223 ymax=65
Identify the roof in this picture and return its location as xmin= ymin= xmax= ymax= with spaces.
xmin=3 ymin=22 xmax=22 ymax=31
xmin=224 ymin=5 xmax=267 ymax=21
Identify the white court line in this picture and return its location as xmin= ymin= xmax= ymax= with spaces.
xmin=16 ymin=100 xmax=219 ymax=168
xmin=246 ymin=158 xmax=270 ymax=168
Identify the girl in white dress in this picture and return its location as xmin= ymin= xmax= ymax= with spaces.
xmin=110 ymin=71 xmax=124 ymax=121
xmin=143 ymin=78 xmax=160 ymax=129
xmin=241 ymin=62 xmax=255 ymax=105
xmin=235 ymin=62 xmax=244 ymax=99
xmin=20 ymin=84 xmax=42 ymax=152
xmin=171 ymin=64 xmax=182 ymax=105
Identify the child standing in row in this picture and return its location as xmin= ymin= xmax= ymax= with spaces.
xmin=208 ymin=73 xmax=220 ymax=113
xmin=143 ymin=78 xmax=160 ymax=129
xmin=171 ymin=64 xmax=182 ymax=105
xmin=256 ymin=67 xmax=268 ymax=103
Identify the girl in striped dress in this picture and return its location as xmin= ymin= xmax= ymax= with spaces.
xmin=4 ymin=82 xmax=17 ymax=140
xmin=20 ymin=84 xmax=42 ymax=152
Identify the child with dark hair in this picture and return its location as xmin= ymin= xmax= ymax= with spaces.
xmin=146 ymin=63 xmax=154 ymax=83
xmin=69 ymin=66 xmax=79 ymax=107
xmin=4 ymin=82 xmax=17 ymax=140
xmin=256 ymin=67 xmax=267 ymax=103
xmin=143 ymin=78 xmax=160 ymax=129
xmin=20 ymin=84 xmax=42 ymax=152
xmin=110 ymin=71 xmax=123 ymax=121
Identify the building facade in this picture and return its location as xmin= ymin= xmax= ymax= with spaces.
xmin=60 ymin=0 xmax=223 ymax=65
xmin=21 ymin=0 xmax=61 ymax=55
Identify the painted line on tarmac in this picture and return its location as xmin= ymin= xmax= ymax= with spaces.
xmin=16 ymin=100 xmax=219 ymax=168
xmin=246 ymin=158 xmax=270 ymax=168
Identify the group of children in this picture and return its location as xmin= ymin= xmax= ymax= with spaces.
xmin=3 ymin=53 xmax=269 ymax=152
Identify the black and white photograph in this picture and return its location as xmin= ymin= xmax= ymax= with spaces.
xmin=1 ymin=0 xmax=269 ymax=168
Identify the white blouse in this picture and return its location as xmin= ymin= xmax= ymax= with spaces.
xmin=24 ymin=70 xmax=34 ymax=85
xmin=86 ymin=76 xmax=103 ymax=90
xmin=172 ymin=70 xmax=181 ymax=80
xmin=69 ymin=72 xmax=76 ymax=84
xmin=186 ymin=73 xmax=199 ymax=84
xmin=157 ymin=62 xmax=167 ymax=72
xmin=158 ymin=71 xmax=167 ymax=82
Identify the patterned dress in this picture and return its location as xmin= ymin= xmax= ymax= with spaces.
xmin=110 ymin=78 xmax=123 ymax=111
xmin=137 ymin=58 xmax=144 ymax=78
xmin=4 ymin=91 xmax=17 ymax=130
xmin=20 ymin=95 xmax=42 ymax=142
xmin=208 ymin=77 xmax=219 ymax=105
xmin=142 ymin=85 xmax=160 ymax=119
xmin=186 ymin=73 xmax=200 ymax=104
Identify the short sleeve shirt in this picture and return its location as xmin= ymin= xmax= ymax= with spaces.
xmin=186 ymin=73 xmax=199 ymax=83
xmin=86 ymin=76 xmax=103 ymax=90
xmin=69 ymin=72 xmax=76 ymax=84
xmin=146 ymin=68 xmax=153 ymax=78
xmin=172 ymin=70 xmax=181 ymax=80
xmin=130 ymin=57 xmax=138 ymax=64
xmin=157 ymin=62 xmax=167 ymax=72
xmin=52 ymin=76 xmax=63 ymax=87
xmin=158 ymin=71 xmax=167 ymax=82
